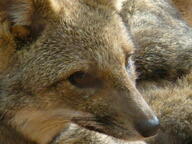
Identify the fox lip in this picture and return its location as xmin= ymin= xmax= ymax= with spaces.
xmin=71 ymin=116 xmax=143 ymax=140
xmin=71 ymin=116 xmax=125 ymax=129
xmin=71 ymin=116 xmax=106 ymax=133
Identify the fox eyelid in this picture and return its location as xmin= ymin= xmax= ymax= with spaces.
xmin=68 ymin=71 xmax=102 ymax=89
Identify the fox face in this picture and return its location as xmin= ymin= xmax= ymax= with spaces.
xmin=0 ymin=0 xmax=159 ymax=143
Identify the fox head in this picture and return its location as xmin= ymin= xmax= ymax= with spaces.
xmin=0 ymin=0 xmax=159 ymax=143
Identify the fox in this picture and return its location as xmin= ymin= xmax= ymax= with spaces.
xmin=55 ymin=0 xmax=192 ymax=143
xmin=120 ymin=0 xmax=192 ymax=80
xmin=54 ymin=71 xmax=192 ymax=144
xmin=0 ymin=0 xmax=160 ymax=144
xmin=0 ymin=0 xmax=191 ymax=144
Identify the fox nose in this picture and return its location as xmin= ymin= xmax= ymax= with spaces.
xmin=135 ymin=116 xmax=160 ymax=137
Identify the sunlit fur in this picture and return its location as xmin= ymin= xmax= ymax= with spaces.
xmin=55 ymin=0 xmax=192 ymax=143
xmin=0 ymin=0 xmax=191 ymax=144
xmin=55 ymin=72 xmax=192 ymax=144
xmin=141 ymin=72 xmax=192 ymax=144
xmin=172 ymin=0 xmax=192 ymax=26
xmin=121 ymin=0 xmax=192 ymax=80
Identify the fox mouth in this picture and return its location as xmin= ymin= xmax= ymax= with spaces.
xmin=72 ymin=117 xmax=107 ymax=133
xmin=71 ymin=116 xmax=140 ymax=140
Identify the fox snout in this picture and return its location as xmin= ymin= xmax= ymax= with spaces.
xmin=69 ymin=70 xmax=161 ymax=140
xmin=65 ymin=69 xmax=160 ymax=140
xmin=126 ymin=88 xmax=160 ymax=138
xmin=101 ymin=86 xmax=160 ymax=139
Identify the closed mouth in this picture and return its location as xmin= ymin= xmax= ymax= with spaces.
xmin=50 ymin=116 xmax=143 ymax=143
xmin=71 ymin=116 xmax=133 ymax=138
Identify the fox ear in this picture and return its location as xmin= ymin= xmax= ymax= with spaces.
xmin=0 ymin=0 xmax=60 ymax=41
xmin=0 ymin=0 xmax=60 ymax=72
xmin=0 ymin=13 xmax=16 ymax=72
xmin=91 ymin=0 xmax=126 ymax=11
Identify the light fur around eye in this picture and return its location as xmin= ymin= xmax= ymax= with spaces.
xmin=126 ymin=56 xmax=137 ymax=80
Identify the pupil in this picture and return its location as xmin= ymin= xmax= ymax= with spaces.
xmin=69 ymin=71 xmax=90 ymax=88
xmin=68 ymin=71 xmax=101 ymax=88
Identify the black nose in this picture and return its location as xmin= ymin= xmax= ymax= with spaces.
xmin=135 ymin=116 xmax=160 ymax=137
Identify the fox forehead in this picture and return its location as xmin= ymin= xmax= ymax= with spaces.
xmin=22 ymin=21 xmax=133 ymax=90
xmin=31 ymin=19 xmax=133 ymax=68
xmin=54 ymin=0 xmax=134 ymax=52
xmin=16 ymin=0 xmax=134 ymax=90
xmin=32 ymin=1 xmax=134 ymax=65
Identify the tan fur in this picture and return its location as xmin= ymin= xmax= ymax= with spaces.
xmin=172 ymin=0 xmax=192 ymax=26
xmin=141 ymin=72 xmax=192 ymax=144
xmin=120 ymin=0 xmax=192 ymax=80
xmin=0 ymin=0 xmax=191 ymax=144
xmin=120 ymin=0 xmax=192 ymax=142
xmin=0 ymin=121 xmax=37 ymax=144
xmin=83 ymin=0 xmax=126 ymax=11
xmin=0 ymin=0 xmax=159 ymax=144
xmin=54 ymin=72 xmax=192 ymax=144
xmin=54 ymin=0 xmax=192 ymax=143
xmin=10 ymin=109 xmax=71 ymax=144
xmin=0 ymin=11 xmax=16 ymax=73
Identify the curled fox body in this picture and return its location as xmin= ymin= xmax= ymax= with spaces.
xmin=0 ymin=0 xmax=159 ymax=144
xmin=121 ymin=0 xmax=192 ymax=80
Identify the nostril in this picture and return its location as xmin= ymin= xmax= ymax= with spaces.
xmin=135 ymin=116 xmax=160 ymax=138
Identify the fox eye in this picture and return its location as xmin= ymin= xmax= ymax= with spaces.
xmin=68 ymin=71 xmax=101 ymax=88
